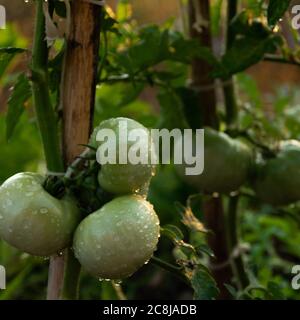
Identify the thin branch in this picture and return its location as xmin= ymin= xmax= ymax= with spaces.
xmin=264 ymin=54 xmax=300 ymax=67
xmin=150 ymin=256 xmax=189 ymax=284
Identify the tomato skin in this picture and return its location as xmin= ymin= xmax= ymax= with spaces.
xmin=176 ymin=128 xmax=253 ymax=193
xmin=0 ymin=172 xmax=80 ymax=256
xmin=255 ymin=140 xmax=300 ymax=205
xmin=73 ymin=195 xmax=160 ymax=279
xmin=91 ymin=117 xmax=156 ymax=195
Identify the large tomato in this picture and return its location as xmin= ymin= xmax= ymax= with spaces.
xmin=90 ymin=117 xmax=156 ymax=195
xmin=176 ymin=128 xmax=253 ymax=193
xmin=73 ymin=195 xmax=160 ymax=280
xmin=0 ymin=172 xmax=80 ymax=256
xmin=254 ymin=140 xmax=300 ymax=206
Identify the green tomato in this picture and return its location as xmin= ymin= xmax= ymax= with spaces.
xmin=176 ymin=128 xmax=253 ymax=193
xmin=91 ymin=117 xmax=156 ymax=195
xmin=73 ymin=195 xmax=160 ymax=280
xmin=255 ymin=140 xmax=300 ymax=206
xmin=0 ymin=172 xmax=80 ymax=256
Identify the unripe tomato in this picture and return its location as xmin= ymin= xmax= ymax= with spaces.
xmin=0 ymin=172 xmax=80 ymax=256
xmin=176 ymin=128 xmax=253 ymax=193
xmin=73 ymin=195 xmax=160 ymax=279
xmin=90 ymin=117 xmax=156 ymax=195
xmin=255 ymin=140 xmax=300 ymax=205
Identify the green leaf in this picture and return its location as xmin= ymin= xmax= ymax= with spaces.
xmin=229 ymin=11 xmax=271 ymax=39
xmin=161 ymin=224 xmax=184 ymax=242
xmin=214 ymin=35 xmax=282 ymax=79
xmin=212 ymin=11 xmax=284 ymax=78
xmin=101 ymin=10 xmax=118 ymax=33
xmin=6 ymin=73 xmax=32 ymax=140
xmin=191 ymin=266 xmax=219 ymax=300
xmin=224 ymin=284 xmax=238 ymax=298
xmin=195 ymin=243 xmax=215 ymax=258
xmin=0 ymin=47 xmax=26 ymax=79
xmin=267 ymin=0 xmax=291 ymax=27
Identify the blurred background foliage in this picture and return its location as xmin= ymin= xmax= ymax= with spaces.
xmin=0 ymin=0 xmax=300 ymax=300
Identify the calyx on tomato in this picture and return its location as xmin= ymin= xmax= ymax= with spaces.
xmin=0 ymin=172 xmax=80 ymax=256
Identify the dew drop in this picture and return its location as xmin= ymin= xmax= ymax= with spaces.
xmin=114 ymin=279 xmax=122 ymax=285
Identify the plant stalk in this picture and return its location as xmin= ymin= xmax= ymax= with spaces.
xmin=151 ymin=256 xmax=189 ymax=284
xmin=31 ymin=0 xmax=67 ymax=300
xmin=31 ymin=0 xmax=64 ymax=173
xmin=227 ymin=195 xmax=249 ymax=290
xmin=223 ymin=0 xmax=238 ymax=126
xmin=188 ymin=0 xmax=233 ymax=299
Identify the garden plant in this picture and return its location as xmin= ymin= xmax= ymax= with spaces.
xmin=0 ymin=0 xmax=300 ymax=300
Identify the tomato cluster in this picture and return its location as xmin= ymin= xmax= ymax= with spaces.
xmin=75 ymin=118 xmax=160 ymax=279
xmin=0 ymin=117 xmax=160 ymax=280
xmin=176 ymin=128 xmax=300 ymax=207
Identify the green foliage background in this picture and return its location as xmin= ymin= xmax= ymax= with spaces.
xmin=0 ymin=0 xmax=300 ymax=300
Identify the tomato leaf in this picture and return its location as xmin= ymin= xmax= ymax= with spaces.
xmin=267 ymin=0 xmax=292 ymax=27
xmin=224 ymin=284 xmax=238 ymax=298
xmin=191 ymin=266 xmax=219 ymax=300
xmin=195 ymin=243 xmax=215 ymax=258
xmin=161 ymin=224 xmax=184 ymax=242
xmin=0 ymin=47 xmax=26 ymax=79
xmin=6 ymin=73 xmax=32 ymax=140
xmin=213 ymin=29 xmax=282 ymax=79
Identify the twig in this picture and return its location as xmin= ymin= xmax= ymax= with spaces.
xmin=264 ymin=54 xmax=300 ymax=67
xmin=150 ymin=256 xmax=188 ymax=284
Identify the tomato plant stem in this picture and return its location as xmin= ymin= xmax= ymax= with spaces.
xmin=61 ymin=250 xmax=81 ymax=300
xmin=31 ymin=0 xmax=66 ymax=300
xmin=189 ymin=0 xmax=232 ymax=299
xmin=227 ymin=195 xmax=249 ymax=290
xmin=223 ymin=0 xmax=249 ymax=291
xmin=188 ymin=0 xmax=219 ymax=129
xmin=223 ymin=0 xmax=238 ymax=126
xmin=31 ymin=0 xmax=64 ymax=173
xmin=151 ymin=256 xmax=189 ymax=284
